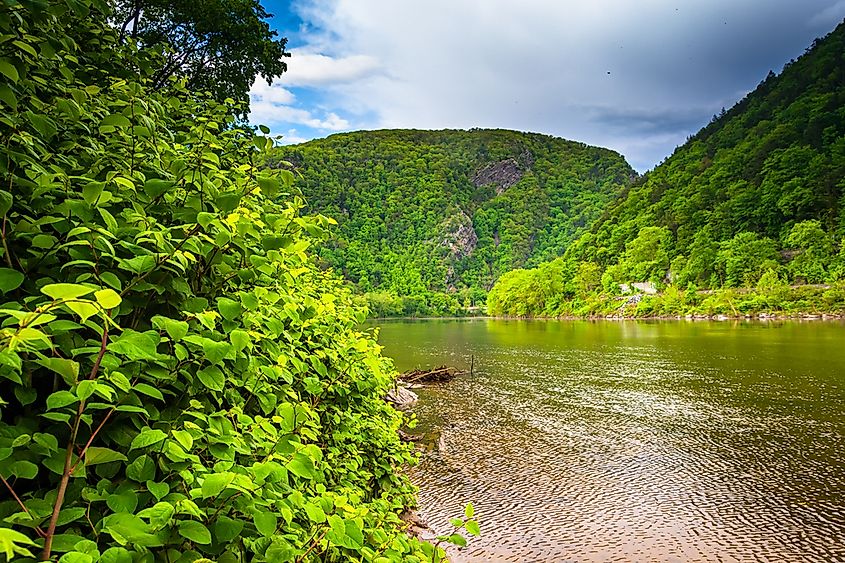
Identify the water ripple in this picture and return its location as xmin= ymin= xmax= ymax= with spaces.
xmin=384 ymin=320 xmax=845 ymax=562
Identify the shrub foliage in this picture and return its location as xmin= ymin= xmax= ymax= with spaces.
xmin=0 ymin=0 xmax=434 ymax=561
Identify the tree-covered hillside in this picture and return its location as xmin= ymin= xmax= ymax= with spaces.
xmin=269 ymin=130 xmax=633 ymax=314
xmin=488 ymin=20 xmax=845 ymax=317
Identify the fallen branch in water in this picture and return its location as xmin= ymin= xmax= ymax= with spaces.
xmin=401 ymin=365 xmax=466 ymax=384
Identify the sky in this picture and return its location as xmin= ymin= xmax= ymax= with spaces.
xmin=249 ymin=0 xmax=845 ymax=172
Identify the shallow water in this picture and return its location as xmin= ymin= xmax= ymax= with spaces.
xmin=374 ymin=319 xmax=845 ymax=562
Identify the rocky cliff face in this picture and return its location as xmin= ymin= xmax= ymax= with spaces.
xmin=440 ymin=210 xmax=478 ymax=260
xmin=472 ymin=158 xmax=524 ymax=195
xmin=440 ymin=211 xmax=479 ymax=290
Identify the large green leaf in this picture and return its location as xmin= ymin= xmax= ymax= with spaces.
xmin=106 ymin=489 xmax=138 ymax=513
xmin=108 ymin=330 xmax=161 ymax=361
xmin=158 ymin=317 xmax=188 ymax=341
xmin=133 ymin=383 xmax=164 ymax=401
xmin=9 ymin=460 xmax=38 ymax=479
xmin=253 ymin=511 xmax=277 ymax=537
xmin=0 ymin=191 xmax=11 ymax=217
xmin=196 ymin=365 xmax=224 ymax=391
xmin=201 ymin=472 xmax=234 ymax=498
xmin=137 ymin=502 xmax=174 ymax=530
xmin=46 ymin=390 xmax=78 ymax=410
xmin=177 ymin=521 xmax=211 ymax=545
xmin=41 ymin=283 xmax=94 ymax=300
xmin=101 ymin=514 xmax=163 ymax=547
xmin=213 ymin=516 xmax=244 ymax=543
xmin=201 ymin=339 xmax=231 ymax=365
xmin=0 ymin=268 xmax=24 ymax=294
xmin=35 ymin=358 xmax=80 ymax=386
xmin=0 ymin=60 xmax=19 ymax=82
xmin=286 ymin=452 xmax=316 ymax=480
xmin=130 ymin=429 xmax=167 ymax=450
xmin=125 ymin=455 xmax=156 ymax=482
xmin=216 ymin=297 xmax=241 ymax=320
xmin=0 ymin=527 xmax=36 ymax=559
xmin=94 ymin=288 xmax=121 ymax=309
xmin=85 ymin=447 xmax=128 ymax=466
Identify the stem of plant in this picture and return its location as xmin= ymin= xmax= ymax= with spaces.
xmin=1 ymin=475 xmax=46 ymax=537
xmin=295 ymin=528 xmax=327 ymax=563
xmin=41 ymin=319 xmax=109 ymax=561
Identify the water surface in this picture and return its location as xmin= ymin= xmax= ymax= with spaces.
xmin=375 ymin=319 xmax=845 ymax=562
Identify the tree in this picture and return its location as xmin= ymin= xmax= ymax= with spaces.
xmin=573 ymin=262 xmax=602 ymax=296
xmin=0 ymin=1 xmax=442 ymax=560
xmin=114 ymin=0 xmax=290 ymax=105
xmin=618 ymin=226 xmax=672 ymax=283
xmin=680 ymin=226 xmax=720 ymax=287
xmin=716 ymin=232 xmax=780 ymax=287
xmin=784 ymin=220 xmax=833 ymax=283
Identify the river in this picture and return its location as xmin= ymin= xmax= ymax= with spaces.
xmin=374 ymin=319 xmax=845 ymax=562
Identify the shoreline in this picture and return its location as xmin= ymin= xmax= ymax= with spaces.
xmin=370 ymin=312 xmax=845 ymax=322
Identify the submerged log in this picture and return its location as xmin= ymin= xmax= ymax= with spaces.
xmin=401 ymin=365 xmax=466 ymax=384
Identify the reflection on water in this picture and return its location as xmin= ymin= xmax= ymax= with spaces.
xmin=375 ymin=319 xmax=845 ymax=562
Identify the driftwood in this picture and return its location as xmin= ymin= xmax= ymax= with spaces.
xmin=400 ymin=365 xmax=466 ymax=384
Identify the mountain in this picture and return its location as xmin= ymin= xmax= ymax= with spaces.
xmin=269 ymin=129 xmax=634 ymax=313
xmin=488 ymin=20 xmax=845 ymax=316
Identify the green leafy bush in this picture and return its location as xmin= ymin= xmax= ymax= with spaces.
xmin=0 ymin=1 xmax=439 ymax=561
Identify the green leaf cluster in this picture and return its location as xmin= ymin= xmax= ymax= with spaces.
xmin=0 ymin=1 xmax=437 ymax=561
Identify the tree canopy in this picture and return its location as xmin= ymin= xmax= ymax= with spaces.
xmin=114 ymin=0 xmax=290 ymax=105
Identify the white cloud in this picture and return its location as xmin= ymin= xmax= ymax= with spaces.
xmin=248 ymin=74 xmax=351 ymax=133
xmin=315 ymin=112 xmax=350 ymax=130
xmin=248 ymin=99 xmax=349 ymax=132
xmin=278 ymin=129 xmax=311 ymax=145
xmin=282 ymin=53 xmax=381 ymax=87
xmin=284 ymin=0 xmax=842 ymax=170
xmin=250 ymin=80 xmax=295 ymax=105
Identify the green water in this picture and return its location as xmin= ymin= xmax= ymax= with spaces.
xmin=374 ymin=319 xmax=845 ymax=562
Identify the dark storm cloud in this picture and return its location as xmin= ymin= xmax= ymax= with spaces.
xmin=585 ymin=106 xmax=713 ymax=136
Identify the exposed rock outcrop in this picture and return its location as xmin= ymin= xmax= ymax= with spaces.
xmin=386 ymin=385 xmax=418 ymax=409
xmin=440 ymin=210 xmax=478 ymax=260
xmin=472 ymin=158 xmax=524 ymax=194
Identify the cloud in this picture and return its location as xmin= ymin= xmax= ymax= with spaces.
xmin=583 ymin=105 xmax=716 ymax=136
xmin=250 ymin=102 xmax=350 ymax=131
xmin=278 ymin=129 xmax=311 ymax=145
xmin=261 ymin=0 xmax=844 ymax=169
xmin=248 ymin=76 xmax=350 ymax=133
xmin=809 ymin=1 xmax=845 ymax=27
xmin=250 ymin=80 xmax=296 ymax=105
xmin=282 ymin=53 xmax=381 ymax=87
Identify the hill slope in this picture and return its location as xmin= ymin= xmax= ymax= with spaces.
xmin=269 ymin=129 xmax=633 ymax=311
xmin=489 ymin=20 xmax=845 ymax=316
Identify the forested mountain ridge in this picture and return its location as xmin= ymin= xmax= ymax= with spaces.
xmin=268 ymin=129 xmax=634 ymax=313
xmin=488 ymin=20 xmax=845 ymax=316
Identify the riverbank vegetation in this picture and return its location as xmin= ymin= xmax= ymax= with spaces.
xmin=488 ymin=21 xmax=845 ymax=318
xmin=0 ymin=0 xmax=445 ymax=560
